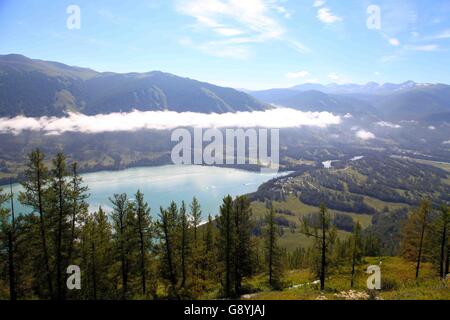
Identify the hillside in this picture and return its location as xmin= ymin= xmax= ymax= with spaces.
xmin=0 ymin=54 xmax=269 ymax=117
xmin=251 ymin=82 xmax=450 ymax=121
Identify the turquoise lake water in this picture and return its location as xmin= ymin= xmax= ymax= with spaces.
xmin=2 ymin=165 xmax=284 ymax=219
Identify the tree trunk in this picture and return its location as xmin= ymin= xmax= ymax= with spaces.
xmin=162 ymin=217 xmax=176 ymax=295
xmin=440 ymin=223 xmax=447 ymax=278
xmin=8 ymin=181 xmax=16 ymax=300
xmin=37 ymin=165 xmax=53 ymax=298
xmin=120 ymin=217 xmax=128 ymax=300
xmin=137 ymin=210 xmax=147 ymax=295
xmin=91 ymin=241 xmax=97 ymax=300
xmin=350 ymin=257 xmax=356 ymax=288
xmin=415 ymin=214 xmax=427 ymax=280
xmin=320 ymin=214 xmax=326 ymax=291
xmin=56 ymin=173 xmax=64 ymax=300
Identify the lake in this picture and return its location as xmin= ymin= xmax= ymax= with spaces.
xmin=2 ymin=165 xmax=285 ymax=219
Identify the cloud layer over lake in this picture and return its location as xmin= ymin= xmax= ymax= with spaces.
xmin=0 ymin=108 xmax=342 ymax=135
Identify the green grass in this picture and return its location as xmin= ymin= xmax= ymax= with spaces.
xmin=251 ymin=196 xmax=357 ymax=251
xmin=242 ymin=257 xmax=450 ymax=300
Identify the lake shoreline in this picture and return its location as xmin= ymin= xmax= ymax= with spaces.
xmin=0 ymin=161 xmax=291 ymax=186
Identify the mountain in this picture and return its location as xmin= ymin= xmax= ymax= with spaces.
xmin=254 ymin=90 xmax=378 ymax=116
xmin=251 ymin=81 xmax=450 ymax=121
xmin=289 ymin=81 xmax=433 ymax=95
xmin=0 ymin=54 xmax=269 ymax=117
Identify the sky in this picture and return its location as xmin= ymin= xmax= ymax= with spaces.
xmin=1 ymin=0 xmax=450 ymax=90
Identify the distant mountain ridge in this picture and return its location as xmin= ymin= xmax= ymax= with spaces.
xmin=0 ymin=54 xmax=269 ymax=117
xmin=251 ymin=81 xmax=450 ymax=121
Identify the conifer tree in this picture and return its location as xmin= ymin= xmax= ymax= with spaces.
xmin=217 ymin=195 xmax=235 ymax=298
xmin=19 ymin=149 xmax=53 ymax=298
xmin=179 ymin=201 xmax=190 ymax=291
xmin=350 ymin=222 xmax=363 ymax=288
xmin=432 ymin=205 xmax=449 ymax=279
xmin=110 ymin=193 xmax=131 ymax=299
xmin=134 ymin=190 xmax=153 ymax=296
xmin=202 ymin=214 xmax=216 ymax=283
xmin=401 ymin=200 xmax=432 ymax=280
xmin=265 ymin=205 xmax=283 ymax=289
xmin=67 ymin=162 xmax=89 ymax=265
xmin=233 ymin=196 xmax=253 ymax=295
xmin=158 ymin=202 xmax=179 ymax=298
xmin=300 ymin=203 xmax=336 ymax=290
xmin=0 ymin=187 xmax=16 ymax=300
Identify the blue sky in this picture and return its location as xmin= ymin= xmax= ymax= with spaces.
xmin=1 ymin=0 xmax=450 ymax=89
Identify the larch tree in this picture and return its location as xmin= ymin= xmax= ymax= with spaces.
xmin=110 ymin=193 xmax=131 ymax=299
xmin=134 ymin=190 xmax=153 ymax=296
xmin=158 ymin=202 xmax=179 ymax=298
xmin=300 ymin=203 xmax=337 ymax=291
xmin=264 ymin=205 xmax=283 ymax=289
xmin=217 ymin=195 xmax=235 ymax=298
xmin=350 ymin=222 xmax=363 ymax=288
xmin=19 ymin=149 xmax=53 ymax=298
xmin=401 ymin=200 xmax=432 ymax=280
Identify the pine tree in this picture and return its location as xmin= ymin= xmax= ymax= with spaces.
xmin=67 ymin=162 xmax=89 ymax=266
xmin=19 ymin=149 xmax=53 ymax=298
xmin=0 ymin=187 xmax=16 ymax=300
xmin=49 ymin=152 xmax=71 ymax=300
xmin=350 ymin=222 xmax=363 ymax=288
xmin=190 ymin=197 xmax=202 ymax=244
xmin=88 ymin=207 xmax=114 ymax=299
xmin=432 ymin=205 xmax=449 ymax=279
xmin=401 ymin=200 xmax=432 ymax=280
xmin=217 ymin=195 xmax=235 ymax=298
xmin=179 ymin=201 xmax=190 ymax=291
xmin=110 ymin=193 xmax=131 ymax=299
xmin=134 ymin=190 xmax=153 ymax=296
xmin=265 ymin=205 xmax=283 ymax=289
xmin=202 ymin=214 xmax=216 ymax=283
xmin=157 ymin=202 xmax=179 ymax=298
xmin=300 ymin=203 xmax=336 ymax=290
xmin=233 ymin=196 xmax=253 ymax=296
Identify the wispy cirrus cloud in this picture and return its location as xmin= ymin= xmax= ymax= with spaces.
xmin=175 ymin=0 xmax=308 ymax=59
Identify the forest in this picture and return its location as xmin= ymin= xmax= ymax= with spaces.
xmin=0 ymin=149 xmax=449 ymax=300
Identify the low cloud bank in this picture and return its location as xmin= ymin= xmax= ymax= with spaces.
xmin=0 ymin=108 xmax=342 ymax=135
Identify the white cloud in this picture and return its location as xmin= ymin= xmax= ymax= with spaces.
xmin=317 ymin=7 xmax=342 ymax=24
xmin=389 ymin=38 xmax=400 ymax=46
xmin=176 ymin=0 xmax=304 ymax=58
xmin=285 ymin=70 xmax=310 ymax=79
xmin=428 ymin=125 xmax=436 ymax=130
xmin=376 ymin=121 xmax=402 ymax=129
xmin=0 ymin=108 xmax=342 ymax=135
xmin=355 ymin=130 xmax=375 ymax=140
xmin=443 ymin=140 xmax=450 ymax=145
